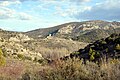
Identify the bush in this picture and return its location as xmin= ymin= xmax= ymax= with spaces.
xmin=90 ymin=54 xmax=95 ymax=61
xmin=2 ymin=49 xmax=8 ymax=57
xmin=33 ymin=57 xmax=38 ymax=62
xmin=0 ymin=48 xmax=6 ymax=66
xmin=105 ymin=37 xmax=114 ymax=43
xmin=115 ymin=38 xmax=120 ymax=44
xmin=17 ymin=54 xmax=24 ymax=60
xmin=110 ymin=33 xmax=118 ymax=38
xmin=101 ymin=40 xmax=107 ymax=45
xmin=38 ymin=59 xmax=44 ymax=64
xmin=115 ymin=44 xmax=120 ymax=51
xmin=88 ymin=48 xmax=100 ymax=61
xmin=70 ymin=51 xmax=80 ymax=58
xmin=21 ymin=73 xmax=30 ymax=80
xmin=89 ymin=48 xmax=93 ymax=55
xmin=95 ymin=51 xmax=100 ymax=58
xmin=31 ymin=58 xmax=120 ymax=80
xmin=24 ymin=56 xmax=32 ymax=61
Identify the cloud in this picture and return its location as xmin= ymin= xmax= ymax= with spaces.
xmin=54 ymin=5 xmax=79 ymax=17
xmin=0 ymin=7 xmax=15 ymax=19
xmin=0 ymin=0 xmax=34 ymax=20
xmin=0 ymin=7 xmax=33 ymax=20
xmin=19 ymin=12 xmax=33 ymax=20
xmin=0 ymin=0 xmax=21 ymax=6
xmin=69 ymin=0 xmax=90 ymax=4
xmin=74 ymin=0 xmax=120 ymax=21
xmin=53 ymin=0 xmax=90 ymax=18
xmin=0 ymin=0 xmax=90 ymax=3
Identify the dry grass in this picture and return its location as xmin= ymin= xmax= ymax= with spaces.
xmin=0 ymin=58 xmax=48 ymax=80
xmin=22 ymin=37 xmax=88 ymax=59
xmin=21 ymin=58 xmax=120 ymax=80
xmin=0 ymin=59 xmax=25 ymax=80
xmin=0 ymin=58 xmax=120 ymax=80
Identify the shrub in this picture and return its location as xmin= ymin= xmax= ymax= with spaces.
xmin=115 ymin=44 xmax=120 ymax=51
xmin=24 ymin=56 xmax=32 ymax=61
xmin=72 ymin=51 xmax=80 ymax=55
xmin=89 ymin=48 xmax=93 ymax=55
xmin=33 ymin=57 xmax=38 ymax=62
xmin=101 ymin=40 xmax=107 ymax=45
xmin=105 ymin=37 xmax=114 ymax=43
xmin=95 ymin=51 xmax=100 ymax=58
xmin=110 ymin=33 xmax=118 ymax=38
xmin=0 ymin=48 xmax=6 ymax=66
xmin=21 ymin=73 xmax=30 ymax=80
xmin=90 ymin=55 xmax=95 ymax=61
xmin=1 ymin=49 xmax=8 ymax=57
xmin=31 ymin=58 xmax=120 ymax=80
xmin=17 ymin=54 xmax=24 ymax=60
xmin=70 ymin=51 xmax=80 ymax=58
xmin=115 ymin=38 xmax=120 ymax=44
xmin=38 ymin=59 xmax=44 ymax=64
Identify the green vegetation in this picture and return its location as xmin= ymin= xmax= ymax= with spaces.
xmin=67 ymin=33 xmax=120 ymax=61
xmin=24 ymin=56 xmax=32 ymax=61
xmin=37 ymin=59 xmax=44 ymax=64
xmin=90 ymin=54 xmax=95 ymax=61
xmin=88 ymin=48 xmax=100 ymax=61
xmin=17 ymin=54 xmax=24 ymax=60
xmin=115 ymin=44 xmax=120 ymax=50
xmin=101 ymin=40 xmax=107 ymax=45
xmin=0 ymin=48 xmax=6 ymax=66
xmin=17 ymin=54 xmax=34 ymax=61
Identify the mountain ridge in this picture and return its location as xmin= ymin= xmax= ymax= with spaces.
xmin=25 ymin=20 xmax=120 ymax=42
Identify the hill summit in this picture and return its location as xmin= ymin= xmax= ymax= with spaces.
xmin=25 ymin=20 xmax=120 ymax=42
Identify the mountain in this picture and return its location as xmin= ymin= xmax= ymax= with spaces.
xmin=25 ymin=20 xmax=120 ymax=42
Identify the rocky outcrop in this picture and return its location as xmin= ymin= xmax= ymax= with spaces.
xmin=9 ymin=33 xmax=33 ymax=42
xmin=58 ymin=24 xmax=76 ymax=34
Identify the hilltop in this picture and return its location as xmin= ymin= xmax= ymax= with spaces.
xmin=25 ymin=20 xmax=120 ymax=42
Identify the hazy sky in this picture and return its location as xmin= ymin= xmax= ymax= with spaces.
xmin=0 ymin=0 xmax=120 ymax=32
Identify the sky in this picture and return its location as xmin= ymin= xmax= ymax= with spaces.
xmin=0 ymin=0 xmax=120 ymax=32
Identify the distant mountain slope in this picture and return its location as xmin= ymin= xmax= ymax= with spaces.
xmin=25 ymin=22 xmax=75 ymax=39
xmin=25 ymin=20 xmax=120 ymax=42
